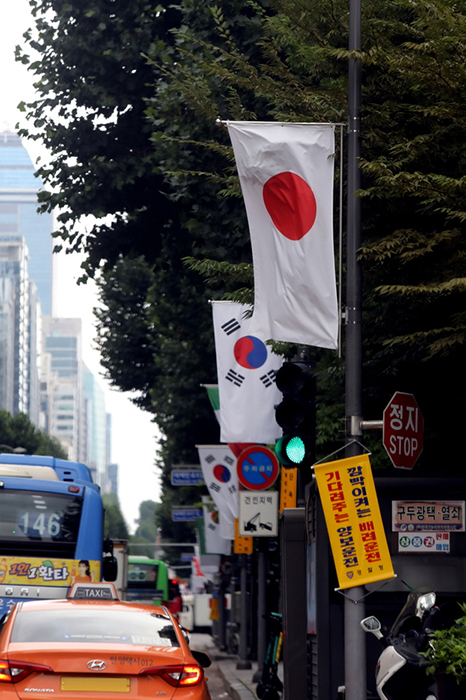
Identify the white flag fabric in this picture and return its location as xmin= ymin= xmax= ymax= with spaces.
xmin=198 ymin=445 xmax=238 ymax=540
xmin=227 ymin=121 xmax=338 ymax=350
xmin=212 ymin=301 xmax=282 ymax=443
xmin=201 ymin=497 xmax=231 ymax=555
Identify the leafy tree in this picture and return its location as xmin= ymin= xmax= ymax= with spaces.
xmin=18 ymin=0 xmax=225 ymax=538
xmin=145 ymin=0 xmax=466 ymax=472
xmin=134 ymin=500 xmax=159 ymax=542
xmin=0 ymin=410 xmax=67 ymax=458
xmin=17 ymin=0 xmax=181 ymax=275
xmin=19 ymin=0 xmax=466 ymax=549
xmin=102 ymin=492 xmax=130 ymax=539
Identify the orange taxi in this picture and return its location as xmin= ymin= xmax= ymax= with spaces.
xmin=0 ymin=583 xmax=212 ymax=700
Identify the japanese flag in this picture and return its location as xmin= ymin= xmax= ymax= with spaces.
xmin=227 ymin=121 xmax=338 ymax=350
xmin=212 ymin=301 xmax=282 ymax=443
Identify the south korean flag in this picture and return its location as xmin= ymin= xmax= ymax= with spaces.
xmin=212 ymin=301 xmax=283 ymax=443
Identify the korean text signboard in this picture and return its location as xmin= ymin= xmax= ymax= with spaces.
xmin=392 ymin=501 xmax=465 ymax=532
xmin=383 ymin=392 xmax=424 ymax=469
xmin=171 ymin=507 xmax=203 ymax=522
xmin=398 ymin=532 xmax=450 ymax=553
xmin=314 ymin=454 xmax=395 ymax=590
xmin=171 ymin=469 xmax=205 ymax=486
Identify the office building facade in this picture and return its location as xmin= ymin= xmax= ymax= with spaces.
xmin=83 ymin=365 xmax=107 ymax=488
xmin=0 ymin=130 xmax=53 ymax=315
xmin=41 ymin=316 xmax=85 ymax=462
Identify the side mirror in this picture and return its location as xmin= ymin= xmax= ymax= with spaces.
xmin=102 ymin=555 xmax=118 ymax=582
xmin=191 ymin=650 xmax=212 ymax=668
xmin=361 ymin=616 xmax=384 ymax=640
xmin=179 ymin=625 xmax=190 ymax=644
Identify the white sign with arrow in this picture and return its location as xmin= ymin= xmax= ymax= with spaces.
xmin=238 ymin=491 xmax=278 ymax=537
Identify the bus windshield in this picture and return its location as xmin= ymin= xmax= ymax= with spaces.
xmin=0 ymin=489 xmax=82 ymax=558
xmin=127 ymin=559 xmax=166 ymax=603
xmin=127 ymin=558 xmax=182 ymax=615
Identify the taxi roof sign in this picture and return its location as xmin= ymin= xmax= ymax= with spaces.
xmin=68 ymin=582 xmax=119 ymax=600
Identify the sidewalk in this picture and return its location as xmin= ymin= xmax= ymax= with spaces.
xmin=205 ymin=637 xmax=258 ymax=700
xmin=200 ymin=635 xmax=283 ymax=700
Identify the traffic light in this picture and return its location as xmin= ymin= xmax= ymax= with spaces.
xmin=274 ymin=350 xmax=316 ymax=469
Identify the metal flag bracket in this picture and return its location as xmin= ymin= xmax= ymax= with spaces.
xmin=311 ymin=439 xmax=371 ymax=470
xmin=335 ymin=575 xmax=397 ymax=603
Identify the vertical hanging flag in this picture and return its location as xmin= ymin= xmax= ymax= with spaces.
xmin=212 ymin=301 xmax=283 ymax=443
xmin=202 ymin=384 xmax=220 ymax=424
xmin=198 ymin=444 xmax=239 ymax=540
xmin=198 ymin=497 xmax=231 ymax=555
xmin=227 ymin=121 xmax=338 ymax=350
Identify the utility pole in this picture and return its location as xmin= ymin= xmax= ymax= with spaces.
xmin=345 ymin=0 xmax=365 ymax=696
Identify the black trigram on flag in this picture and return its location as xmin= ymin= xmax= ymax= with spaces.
xmin=226 ymin=369 xmax=245 ymax=387
xmin=260 ymin=370 xmax=277 ymax=388
xmin=221 ymin=317 xmax=241 ymax=335
xmin=205 ymin=454 xmax=215 ymax=463
xmin=224 ymin=455 xmax=234 ymax=466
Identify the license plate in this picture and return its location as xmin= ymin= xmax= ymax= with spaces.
xmin=61 ymin=677 xmax=131 ymax=692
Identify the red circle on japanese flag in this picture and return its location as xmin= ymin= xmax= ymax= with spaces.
xmin=263 ymin=171 xmax=316 ymax=240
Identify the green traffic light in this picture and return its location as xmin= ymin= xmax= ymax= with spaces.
xmin=275 ymin=435 xmax=309 ymax=467
xmin=285 ymin=436 xmax=306 ymax=464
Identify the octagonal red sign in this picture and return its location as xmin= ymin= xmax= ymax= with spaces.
xmin=383 ymin=392 xmax=424 ymax=470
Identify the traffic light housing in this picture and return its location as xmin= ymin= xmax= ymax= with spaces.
xmin=274 ymin=351 xmax=316 ymax=469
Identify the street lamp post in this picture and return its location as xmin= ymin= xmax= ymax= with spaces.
xmin=345 ymin=0 xmax=365 ymax=696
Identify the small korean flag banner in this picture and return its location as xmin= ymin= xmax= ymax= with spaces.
xmin=212 ymin=301 xmax=283 ymax=443
xmin=227 ymin=121 xmax=338 ymax=350
xmin=198 ymin=444 xmax=239 ymax=540
xmin=201 ymin=497 xmax=231 ymax=555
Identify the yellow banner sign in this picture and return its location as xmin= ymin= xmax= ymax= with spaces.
xmin=314 ymin=454 xmax=395 ymax=590
xmin=0 ymin=556 xmax=101 ymax=587
xmin=280 ymin=468 xmax=297 ymax=512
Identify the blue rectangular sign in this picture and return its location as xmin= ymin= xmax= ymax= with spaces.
xmin=171 ymin=470 xmax=205 ymax=486
xmin=171 ymin=507 xmax=203 ymax=522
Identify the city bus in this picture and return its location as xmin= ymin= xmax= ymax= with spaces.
xmin=0 ymin=453 xmax=116 ymax=614
xmin=127 ymin=556 xmax=182 ymax=615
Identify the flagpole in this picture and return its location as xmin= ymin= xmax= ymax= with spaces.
xmin=345 ymin=0 xmax=365 ymax=695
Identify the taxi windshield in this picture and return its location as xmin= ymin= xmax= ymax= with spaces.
xmin=11 ymin=609 xmax=180 ymax=646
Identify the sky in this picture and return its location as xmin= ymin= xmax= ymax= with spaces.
xmin=0 ymin=0 xmax=162 ymax=533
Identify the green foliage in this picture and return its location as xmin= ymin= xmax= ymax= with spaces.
xmin=102 ymin=493 xmax=130 ymax=540
xmin=0 ymin=410 xmax=67 ymax=458
xmin=424 ymin=603 xmax=466 ymax=683
xmin=134 ymin=500 xmax=159 ymax=542
xmin=17 ymin=0 xmax=181 ymax=274
xmin=19 ymin=0 xmax=466 ymax=540
xmin=94 ymin=257 xmax=158 ymax=409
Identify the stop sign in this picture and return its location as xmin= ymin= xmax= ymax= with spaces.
xmin=383 ymin=392 xmax=424 ymax=469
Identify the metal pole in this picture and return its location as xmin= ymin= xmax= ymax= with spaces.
xmin=252 ymin=545 xmax=267 ymax=682
xmin=218 ymin=588 xmax=226 ymax=651
xmin=345 ymin=0 xmax=366 ymax=696
xmin=237 ymin=554 xmax=252 ymax=669
xmin=229 ymin=566 xmax=236 ymax=652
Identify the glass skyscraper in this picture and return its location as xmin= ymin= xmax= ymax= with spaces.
xmin=0 ymin=131 xmax=53 ymax=315
xmin=83 ymin=366 xmax=107 ymax=488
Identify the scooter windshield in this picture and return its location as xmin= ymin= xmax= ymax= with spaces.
xmin=390 ymin=587 xmax=435 ymax=638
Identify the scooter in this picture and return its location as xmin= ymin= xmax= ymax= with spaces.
xmin=361 ymin=587 xmax=443 ymax=700
xmin=256 ymin=612 xmax=283 ymax=700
